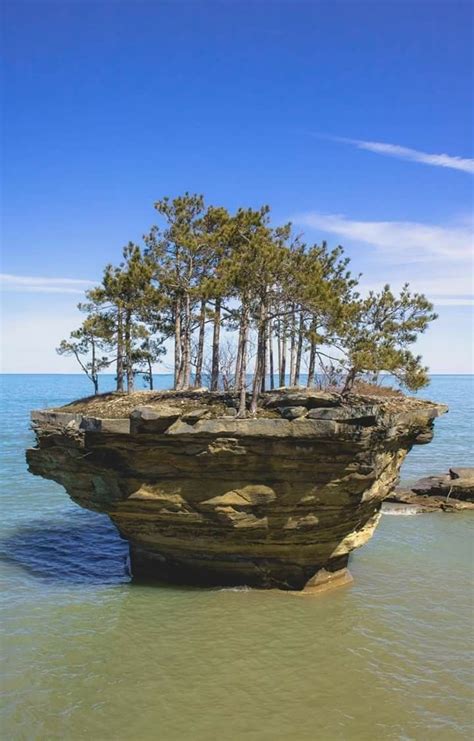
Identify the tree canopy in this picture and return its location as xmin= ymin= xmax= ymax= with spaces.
xmin=58 ymin=193 xmax=437 ymax=408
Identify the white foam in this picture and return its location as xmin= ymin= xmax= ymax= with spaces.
xmin=382 ymin=503 xmax=420 ymax=516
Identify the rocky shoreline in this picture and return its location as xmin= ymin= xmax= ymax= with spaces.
xmin=386 ymin=467 xmax=474 ymax=513
xmin=27 ymin=388 xmax=447 ymax=592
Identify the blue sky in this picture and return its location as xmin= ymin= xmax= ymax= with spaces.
xmin=1 ymin=0 xmax=473 ymax=373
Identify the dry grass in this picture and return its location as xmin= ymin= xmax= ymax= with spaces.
xmin=51 ymin=388 xmax=286 ymax=418
xmin=55 ymin=390 xmax=303 ymax=419
xmin=351 ymin=380 xmax=403 ymax=398
xmin=52 ymin=383 xmax=418 ymax=420
xmin=55 ymin=390 xmax=224 ymax=418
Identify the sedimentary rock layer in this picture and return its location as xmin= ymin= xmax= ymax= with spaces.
xmin=26 ymin=389 xmax=447 ymax=591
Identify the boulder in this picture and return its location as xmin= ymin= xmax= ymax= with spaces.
xmin=278 ymin=406 xmax=308 ymax=420
xmin=387 ymin=466 xmax=474 ymax=511
xmin=130 ymin=405 xmax=182 ymax=434
xmin=412 ymin=468 xmax=474 ymax=501
xmin=450 ymin=467 xmax=474 ymax=481
xmin=308 ymin=408 xmax=350 ymax=420
xmin=223 ymin=407 xmax=238 ymax=418
xmin=264 ymin=390 xmax=341 ymax=409
xmin=181 ymin=408 xmax=210 ymax=424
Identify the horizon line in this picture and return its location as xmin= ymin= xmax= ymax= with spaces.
xmin=1 ymin=372 xmax=473 ymax=377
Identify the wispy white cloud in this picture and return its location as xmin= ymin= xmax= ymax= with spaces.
xmin=295 ymin=213 xmax=474 ymax=262
xmin=358 ymin=279 xmax=474 ymax=306
xmin=0 ymin=311 xmax=82 ymax=372
xmin=0 ymin=273 xmax=94 ymax=294
xmin=359 ymin=276 xmax=474 ymax=299
xmin=431 ymin=297 xmax=474 ymax=306
xmin=334 ymin=136 xmax=474 ymax=173
xmin=357 ymin=281 xmax=473 ymax=307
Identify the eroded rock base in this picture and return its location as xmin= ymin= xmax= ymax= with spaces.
xmin=129 ymin=543 xmax=350 ymax=591
xmin=298 ymin=567 xmax=354 ymax=595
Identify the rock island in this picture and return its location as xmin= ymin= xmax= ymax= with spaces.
xmin=27 ymin=388 xmax=447 ymax=592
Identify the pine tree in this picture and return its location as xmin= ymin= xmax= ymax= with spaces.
xmin=57 ymin=314 xmax=113 ymax=394
xmin=86 ymin=243 xmax=155 ymax=392
xmin=58 ymin=193 xmax=438 ymax=405
xmin=145 ymin=193 xmax=211 ymax=390
xmin=341 ymin=284 xmax=437 ymax=393
xmin=132 ymin=335 xmax=166 ymax=390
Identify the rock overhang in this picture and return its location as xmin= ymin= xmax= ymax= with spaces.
xmin=26 ymin=389 xmax=448 ymax=592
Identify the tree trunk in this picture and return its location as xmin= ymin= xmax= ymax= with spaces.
xmin=294 ymin=312 xmax=304 ymax=386
xmin=261 ymin=323 xmax=267 ymax=393
xmin=237 ymin=306 xmax=249 ymax=417
xmin=234 ymin=319 xmax=244 ymax=391
xmin=174 ymin=297 xmax=182 ymax=390
xmin=280 ymin=317 xmax=287 ymax=387
xmin=194 ymin=299 xmax=206 ymax=388
xmin=289 ymin=306 xmax=297 ymax=386
xmin=125 ymin=309 xmax=134 ymax=393
xmin=342 ymin=367 xmax=357 ymax=396
xmin=250 ymin=302 xmax=266 ymax=414
xmin=307 ymin=341 xmax=316 ymax=387
xmin=91 ymin=338 xmax=98 ymax=395
xmin=269 ymin=322 xmax=275 ymax=390
xmin=276 ymin=319 xmax=281 ymax=388
xmin=210 ymin=298 xmax=221 ymax=391
xmin=182 ymin=292 xmax=192 ymax=389
xmin=178 ymin=310 xmax=187 ymax=389
xmin=250 ymin=330 xmax=264 ymax=414
xmin=148 ymin=358 xmax=153 ymax=390
xmin=116 ymin=308 xmax=124 ymax=392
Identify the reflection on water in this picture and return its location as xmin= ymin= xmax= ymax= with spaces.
xmin=1 ymin=374 xmax=473 ymax=740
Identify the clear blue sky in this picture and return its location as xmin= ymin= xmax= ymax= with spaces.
xmin=1 ymin=0 xmax=473 ymax=372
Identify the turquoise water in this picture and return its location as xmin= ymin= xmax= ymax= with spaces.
xmin=398 ymin=375 xmax=474 ymax=484
xmin=1 ymin=374 xmax=473 ymax=740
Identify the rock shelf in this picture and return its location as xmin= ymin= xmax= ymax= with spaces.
xmin=387 ymin=467 xmax=474 ymax=512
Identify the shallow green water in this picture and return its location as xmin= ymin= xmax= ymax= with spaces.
xmin=1 ymin=375 xmax=473 ymax=739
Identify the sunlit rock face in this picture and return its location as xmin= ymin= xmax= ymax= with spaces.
xmin=26 ymin=389 xmax=447 ymax=592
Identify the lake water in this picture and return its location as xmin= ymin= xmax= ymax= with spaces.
xmin=1 ymin=374 xmax=473 ymax=740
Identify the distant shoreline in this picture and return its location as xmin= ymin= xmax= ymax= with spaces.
xmin=1 ymin=372 xmax=473 ymax=377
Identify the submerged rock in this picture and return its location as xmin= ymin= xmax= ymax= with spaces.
xmin=26 ymin=389 xmax=447 ymax=592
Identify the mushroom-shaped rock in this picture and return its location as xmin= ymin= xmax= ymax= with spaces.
xmin=26 ymin=389 xmax=447 ymax=592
